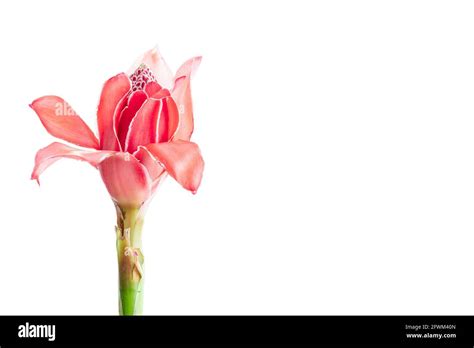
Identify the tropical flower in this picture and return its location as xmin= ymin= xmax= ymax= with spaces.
xmin=30 ymin=47 xmax=204 ymax=315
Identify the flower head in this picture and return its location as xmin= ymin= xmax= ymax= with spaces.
xmin=31 ymin=47 xmax=204 ymax=208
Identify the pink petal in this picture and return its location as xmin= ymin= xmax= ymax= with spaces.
xmin=117 ymin=90 xmax=147 ymax=149
xmin=172 ymin=56 xmax=202 ymax=141
xmin=128 ymin=47 xmax=174 ymax=89
xmin=30 ymin=96 xmax=100 ymax=149
xmin=150 ymin=88 xmax=170 ymax=99
xmin=97 ymin=73 xmax=131 ymax=151
xmin=158 ymin=96 xmax=180 ymax=143
xmin=144 ymin=81 xmax=162 ymax=97
xmin=31 ymin=142 xmax=114 ymax=182
xmin=111 ymin=94 xmax=129 ymax=151
xmin=134 ymin=146 xmax=166 ymax=190
xmin=175 ymin=56 xmax=202 ymax=80
xmin=144 ymin=140 xmax=204 ymax=193
xmin=98 ymin=152 xmax=152 ymax=207
xmin=125 ymin=98 xmax=162 ymax=154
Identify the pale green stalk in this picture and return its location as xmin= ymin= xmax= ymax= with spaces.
xmin=115 ymin=204 xmax=146 ymax=315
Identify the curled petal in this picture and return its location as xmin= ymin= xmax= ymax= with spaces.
xmin=30 ymin=96 xmax=99 ymax=149
xmin=144 ymin=81 xmax=162 ymax=97
xmin=150 ymin=88 xmax=170 ymax=100
xmin=31 ymin=142 xmax=114 ymax=182
xmin=97 ymin=73 xmax=131 ymax=151
xmin=128 ymin=47 xmax=174 ymax=89
xmin=112 ymin=94 xmax=129 ymax=151
xmin=144 ymin=140 xmax=204 ymax=193
xmin=117 ymin=90 xmax=147 ymax=149
xmin=125 ymin=98 xmax=162 ymax=153
xmin=172 ymin=56 xmax=202 ymax=141
xmin=134 ymin=146 xmax=166 ymax=191
xmin=98 ymin=153 xmax=152 ymax=207
xmin=158 ymin=96 xmax=179 ymax=143
xmin=175 ymin=56 xmax=202 ymax=80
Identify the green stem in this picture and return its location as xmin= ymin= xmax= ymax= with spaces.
xmin=115 ymin=205 xmax=146 ymax=315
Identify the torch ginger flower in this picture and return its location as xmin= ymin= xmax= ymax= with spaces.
xmin=30 ymin=48 xmax=204 ymax=315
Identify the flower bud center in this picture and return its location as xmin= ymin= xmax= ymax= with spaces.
xmin=130 ymin=64 xmax=157 ymax=92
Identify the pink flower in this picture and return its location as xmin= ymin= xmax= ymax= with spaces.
xmin=31 ymin=48 xmax=204 ymax=208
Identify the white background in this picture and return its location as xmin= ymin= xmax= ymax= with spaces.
xmin=0 ymin=0 xmax=473 ymax=314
